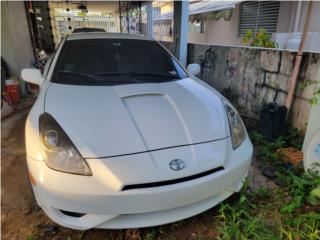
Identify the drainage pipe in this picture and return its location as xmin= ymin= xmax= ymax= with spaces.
xmin=285 ymin=1 xmax=313 ymax=118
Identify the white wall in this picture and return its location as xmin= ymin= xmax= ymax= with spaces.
xmin=277 ymin=1 xmax=296 ymax=33
xmin=48 ymin=1 xmax=120 ymax=45
xmin=1 ymin=1 xmax=34 ymax=95
xmin=277 ymin=1 xmax=320 ymax=33
xmin=274 ymin=1 xmax=320 ymax=51
xmin=48 ymin=1 xmax=119 ymax=13
xmin=205 ymin=5 xmax=242 ymax=46
xmin=188 ymin=5 xmax=242 ymax=46
xmin=302 ymin=62 xmax=320 ymax=170
xmin=188 ymin=32 xmax=206 ymax=44
xmin=298 ymin=1 xmax=320 ymax=32
xmin=187 ymin=1 xmax=320 ymax=47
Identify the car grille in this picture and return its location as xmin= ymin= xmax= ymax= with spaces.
xmin=122 ymin=166 xmax=224 ymax=191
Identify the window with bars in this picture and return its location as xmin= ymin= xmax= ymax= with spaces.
xmin=189 ymin=20 xmax=207 ymax=33
xmin=238 ymin=1 xmax=280 ymax=37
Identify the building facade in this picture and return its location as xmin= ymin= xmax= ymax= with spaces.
xmin=153 ymin=1 xmax=320 ymax=52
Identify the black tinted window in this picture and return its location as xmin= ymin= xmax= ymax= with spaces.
xmin=51 ymin=39 xmax=187 ymax=85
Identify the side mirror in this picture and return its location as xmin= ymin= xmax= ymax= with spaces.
xmin=21 ymin=68 xmax=44 ymax=85
xmin=187 ymin=63 xmax=200 ymax=76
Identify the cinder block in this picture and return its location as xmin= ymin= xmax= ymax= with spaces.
xmin=276 ymin=147 xmax=303 ymax=167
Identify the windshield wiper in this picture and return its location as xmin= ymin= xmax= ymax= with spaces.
xmin=56 ymin=71 xmax=178 ymax=85
xmin=56 ymin=71 xmax=142 ymax=85
xmin=58 ymin=71 xmax=102 ymax=82
xmin=97 ymin=72 xmax=178 ymax=80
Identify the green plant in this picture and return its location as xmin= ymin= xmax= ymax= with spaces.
xmin=216 ymin=190 xmax=280 ymax=240
xmin=278 ymin=168 xmax=320 ymax=213
xmin=299 ymin=79 xmax=320 ymax=106
xmin=216 ymin=174 xmax=320 ymax=239
xmin=144 ymin=230 xmax=157 ymax=240
xmin=250 ymin=127 xmax=304 ymax=161
xmin=243 ymin=28 xmax=278 ymax=48
xmin=250 ymin=128 xmax=320 ymax=212
xmin=250 ymin=130 xmax=286 ymax=162
xmin=26 ymin=235 xmax=38 ymax=240
xmin=212 ymin=127 xmax=320 ymax=239
xmin=281 ymin=212 xmax=320 ymax=240
xmin=249 ymin=130 xmax=266 ymax=144
xmin=255 ymin=186 xmax=272 ymax=199
xmin=307 ymin=186 xmax=320 ymax=205
xmin=283 ymin=127 xmax=304 ymax=150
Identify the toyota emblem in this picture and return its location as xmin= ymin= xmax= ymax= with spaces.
xmin=169 ymin=159 xmax=186 ymax=171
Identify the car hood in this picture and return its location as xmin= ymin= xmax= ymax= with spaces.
xmin=45 ymin=78 xmax=229 ymax=158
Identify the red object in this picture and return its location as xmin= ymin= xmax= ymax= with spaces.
xmin=5 ymin=80 xmax=20 ymax=105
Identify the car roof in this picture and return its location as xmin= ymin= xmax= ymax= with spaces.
xmin=72 ymin=27 xmax=106 ymax=33
xmin=67 ymin=32 xmax=153 ymax=41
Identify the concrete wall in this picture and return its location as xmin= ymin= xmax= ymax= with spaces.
xmin=187 ymin=44 xmax=320 ymax=131
xmin=161 ymin=41 xmax=319 ymax=131
xmin=1 ymin=1 xmax=34 ymax=95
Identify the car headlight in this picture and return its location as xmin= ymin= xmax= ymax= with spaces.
xmin=222 ymin=99 xmax=247 ymax=149
xmin=39 ymin=113 xmax=92 ymax=176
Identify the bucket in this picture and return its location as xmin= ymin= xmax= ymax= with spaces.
xmin=5 ymin=79 xmax=20 ymax=105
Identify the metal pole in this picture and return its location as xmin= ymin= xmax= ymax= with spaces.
xmin=138 ymin=1 xmax=142 ymax=34
xmin=173 ymin=0 xmax=188 ymax=67
xmin=146 ymin=1 xmax=153 ymax=38
xmin=126 ymin=2 xmax=129 ymax=33
xmin=24 ymin=1 xmax=37 ymax=60
xmin=119 ymin=1 xmax=122 ymax=33
xmin=285 ymin=1 xmax=313 ymax=117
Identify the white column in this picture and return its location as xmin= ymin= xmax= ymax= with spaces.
xmin=146 ymin=1 xmax=153 ymax=38
xmin=293 ymin=1 xmax=302 ymax=32
xmin=173 ymin=0 xmax=188 ymax=67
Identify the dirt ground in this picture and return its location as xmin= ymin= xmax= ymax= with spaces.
xmin=1 ymin=109 xmax=273 ymax=240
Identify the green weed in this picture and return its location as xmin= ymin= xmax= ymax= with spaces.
xmin=280 ymin=212 xmax=320 ymax=240
xmin=216 ymin=191 xmax=280 ymax=240
xmin=144 ymin=229 xmax=157 ymax=240
xmin=250 ymin=130 xmax=286 ymax=163
xmin=26 ymin=235 xmax=38 ymax=240
xmin=216 ymin=128 xmax=320 ymax=239
xmin=255 ymin=186 xmax=272 ymax=199
xmin=278 ymin=168 xmax=320 ymax=213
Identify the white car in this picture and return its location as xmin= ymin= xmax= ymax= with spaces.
xmin=21 ymin=33 xmax=253 ymax=230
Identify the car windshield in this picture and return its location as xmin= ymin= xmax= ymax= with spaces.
xmin=51 ymin=39 xmax=188 ymax=85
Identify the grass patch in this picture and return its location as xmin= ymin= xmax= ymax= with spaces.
xmin=214 ymin=129 xmax=320 ymax=240
xmin=216 ymin=184 xmax=320 ymax=240
xmin=216 ymin=196 xmax=280 ymax=239
xmin=140 ymin=128 xmax=320 ymax=240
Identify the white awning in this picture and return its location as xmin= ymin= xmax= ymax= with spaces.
xmin=153 ymin=1 xmax=242 ymax=21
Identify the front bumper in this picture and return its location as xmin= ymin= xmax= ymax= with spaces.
xmin=28 ymin=137 xmax=252 ymax=230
